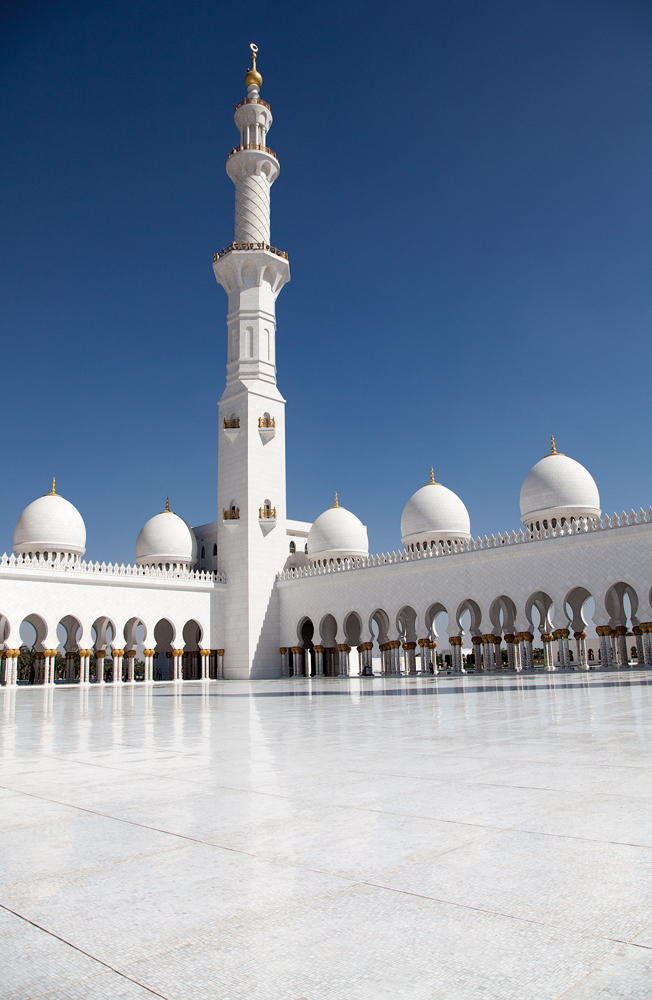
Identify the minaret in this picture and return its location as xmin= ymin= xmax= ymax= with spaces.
xmin=213 ymin=45 xmax=290 ymax=678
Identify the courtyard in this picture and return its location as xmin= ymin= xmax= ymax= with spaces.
xmin=2 ymin=672 xmax=652 ymax=999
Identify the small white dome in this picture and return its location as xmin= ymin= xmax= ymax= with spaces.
xmin=520 ymin=440 xmax=600 ymax=528
xmin=14 ymin=482 xmax=86 ymax=559
xmin=307 ymin=497 xmax=368 ymax=564
xmin=401 ymin=473 xmax=471 ymax=549
xmin=136 ymin=502 xmax=197 ymax=567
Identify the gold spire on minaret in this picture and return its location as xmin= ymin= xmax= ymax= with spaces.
xmin=245 ymin=42 xmax=263 ymax=88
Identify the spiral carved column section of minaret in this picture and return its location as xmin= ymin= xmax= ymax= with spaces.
xmin=234 ymin=169 xmax=271 ymax=243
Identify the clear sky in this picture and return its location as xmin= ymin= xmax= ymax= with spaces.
xmin=2 ymin=0 xmax=652 ymax=564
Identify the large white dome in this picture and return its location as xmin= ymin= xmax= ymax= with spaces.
xmin=520 ymin=440 xmax=601 ymax=528
xmin=14 ymin=482 xmax=86 ymax=559
xmin=401 ymin=473 xmax=471 ymax=549
xmin=136 ymin=502 xmax=197 ymax=567
xmin=307 ymin=497 xmax=368 ymax=565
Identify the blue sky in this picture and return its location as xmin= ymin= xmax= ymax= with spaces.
xmin=2 ymin=0 xmax=652 ymax=563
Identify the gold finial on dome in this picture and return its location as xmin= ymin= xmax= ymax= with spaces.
xmin=429 ymin=467 xmax=435 ymax=485
xmin=331 ymin=492 xmax=339 ymax=508
xmin=548 ymin=435 xmax=564 ymax=456
xmin=245 ymin=42 xmax=263 ymax=89
xmin=48 ymin=477 xmax=57 ymax=496
xmin=165 ymin=497 xmax=170 ymax=512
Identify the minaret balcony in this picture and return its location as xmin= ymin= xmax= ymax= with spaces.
xmin=258 ymin=414 xmax=276 ymax=442
xmin=259 ymin=504 xmax=277 ymax=534
xmin=223 ymin=507 xmax=240 ymax=522
xmin=214 ymin=242 xmax=288 ymax=262
xmin=235 ymin=97 xmax=271 ymax=111
xmin=222 ymin=416 xmax=240 ymax=443
xmin=228 ymin=143 xmax=277 ymax=160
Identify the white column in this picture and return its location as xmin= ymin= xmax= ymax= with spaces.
xmin=78 ymin=649 xmax=92 ymax=685
xmin=337 ymin=644 xmax=350 ymax=677
xmin=125 ymin=651 xmax=136 ymax=683
xmin=199 ymin=649 xmax=211 ymax=680
xmin=143 ymin=649 xmax=155 ymax=682
xmin=596 ymin=628 xmax=613 ymax=668
xmin=112 ymin=649 xmax=124 ymax=684
xmin=171 ymin=649 xmax=184 ymax=681
xmin=471 ymin=636 xmax=483 ymax=672
xmin=450 ymin=637 xmax=464 ymax=673
xmin=542 ymin=634 xmax=555 ymax=671
xmin=290 ymin=647 xmax=303 ymax=678
xmin=574 ymin=632 xmax=588 ymax=670
xmin=313 ymin=645 xmax=324 ymax=677
xmin=44 ymin=649 xmax=57 ymax=686
xmin=521 ymin=632 xmax=534 ymax=671
xmin=403 ymin=643 xmax=417 ymax=674
xmin=642 ymin=625 xmax=652 ymax=666
xmin=493 ymin=636 xmax=502 ymax=671
xmin=4 ymin=650 xmax=19 ymax=687
xmin=615 ymin=627 xmax=629 ymax=667
xmin=482 ymin=636 xmax=494 ymax=672
xmin=504 ymin=636 xmax=516 ymax=670
xmin=95 ymin=650 xmax=106 ymax=684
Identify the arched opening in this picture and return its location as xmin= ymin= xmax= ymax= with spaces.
xmin=319 ymin=613 xmax=338 ymax=676
xmin=57 ymin=615 xmax=83 ymax=683
xmin=298 ymin=617 xmax=315 ymax=676
xmin=605 ymin=582 xmax=639 ymax=629
xmin=18 ymin=614 xmax=48 ymax=684
xmin=91 ymin=617 xmax=115 ymax=683
xmin=123 ymin=618 xmax=147 ymax=681
xmin=154 ymin=619 xmax=175 ymax=681
xmin=396 ymin=606 xmax=417 ymax=643
xmin=182 ymin=619 xmax=203 ymax=679
xmin=490 ymin=595 xmax=518 ymax=635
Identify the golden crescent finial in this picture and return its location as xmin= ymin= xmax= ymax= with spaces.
xmin=245 ymin=42 xmax=263 ymax=88
xmin=332 ymin=492 xmax=339 ymax=508
xmin=430 ymin=467 xmax=435 ymax=485
xmin=550 ymin=435 xmax=557 ymax=455
xmin=49 ymin=477 xmax=57 ymax=496
xmin=165 ymin=497 xmax=170 ymax=512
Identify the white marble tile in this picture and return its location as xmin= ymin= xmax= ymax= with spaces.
xmin=2 ymin=674 xmax=652 ymax=999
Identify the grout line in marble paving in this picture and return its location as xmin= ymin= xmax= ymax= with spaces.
xmin=0 ymin=902 xmax=171 ymax=999
xmin=3 ymin=780 xmax=651 ymax=954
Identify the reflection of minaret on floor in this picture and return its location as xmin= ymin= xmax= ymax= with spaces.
xmin=213 ymin=45 xmax=291 ymax=678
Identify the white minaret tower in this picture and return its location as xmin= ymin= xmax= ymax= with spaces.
xmin=213 ymin=44 xmax=290 ymax=678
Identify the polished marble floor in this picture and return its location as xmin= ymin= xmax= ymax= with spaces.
xmin=2 ymin=672 xmax=652 ymax=999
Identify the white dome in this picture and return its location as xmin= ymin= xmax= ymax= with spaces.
xmin=520 ymin=443 xmax=601 ymax=528
xmin=14 ymin=485 xmax=86 ymax=559
xmin=307 ymin=498 xmax=368 ymax=564
xmin=401 ymin=475 xmax=471 ymax=549
xmin=136 ymin=505 xmax=197 ymax=567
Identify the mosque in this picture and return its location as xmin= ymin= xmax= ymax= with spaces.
xmin=2 ymin=46 xmax=652 ymax=687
